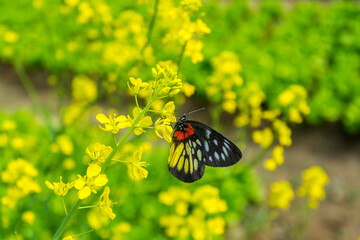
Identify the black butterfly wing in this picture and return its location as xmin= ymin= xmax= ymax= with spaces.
xmin=167 ymin=134 xmax=205 ymax=183
xmin=187 ymin=120 xmax=242 ymax=167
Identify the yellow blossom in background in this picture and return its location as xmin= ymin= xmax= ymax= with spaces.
xmin=4 ymin=31 xmax=19 ymax=43
xmin=264 ymin=159 xmax=277 ymax=171
xmin=1 ymin=159 xmax=41 ymax=208
xmin=32 ymin=0 xmax=43 ymax=9
xmin=98 ymin=186 xmax=116 ymax=220
xmin=0 ymin=133 xmax=9 ymax=147
xmin=268 ymin=181 xmax=294 ymax=209
xmin=45 ymin=177 xmax=74 ymax=197
xmin=2 ymin=119 xmax=17 ymax=131
xmin=159 ymin=185 xmax=227 ymax=240
xmin=126 ymin=148 xmax=149 ymax=181
xmin=74 ymin=164 xmax=108 ymax=199
xmin=278 ymin=89 xmax=295 ymax=106
xmin=77 ymin=2 xmax=94 ymax=24
xmin=10 ymin=137 xmax=25 ymax=149
xmin=21 ymin=211 xmax=36 ymax=225
xmin=273 ymin=120 xmax=292 ymax=146
xmin=185 ymin=39 xmax=204 ymax=63
xmin=63 ymin=158 xmax=76 ymax=170
xmin=182 ymin=82 xmax=196 ymax=97
xmin=72 ymin=75 xmax=97 ymax=103
xmin=86 ymin=143 xmax=113 ymax=164
xmin=252 ymin=127 xmax=274 ymax=148
xmin=55 ymin=135 xmax=74 ymax=155
xmin=180 ymin=0 xmax=202 ymax=11
xmin=297 ymin=166 xmax=329 ymax=208
xmin=64 ymin=0 xmax=79 ymax=7
xmin=96 ymin=113 xmax=131 ymax=134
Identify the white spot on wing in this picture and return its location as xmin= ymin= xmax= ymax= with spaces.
xmin=209 ymin=156 xmax=213 ymax=162
xmin=222 ymin=146 xmax=228 ymax=156
xmin=206 ymin=130 xmax=211 ymax=139
xmin=221 ymin=153 xmax=226 ymax=161
xmin=214 ymin=152 xmax=220 ymax=161
xmin=204 ymin=141 xmax=209 ymax=152
xmin=213 ymin=139 xmax=218 ymax=146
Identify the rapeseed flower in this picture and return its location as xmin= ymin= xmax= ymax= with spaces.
xmin=297 ymin=166 xmax=329 ymax=208
xmin=268 ymin=181 xmax=294 ymax=209
xmin=45 ymin=176 xmax=74 ymax=197
xmin=86 ymin=143 xmax=113 ymax=164
xmin=126 ymin=148 xmax=149 ymax=181
xmin=98 ymin=186 xmax=116 ymax=220
xmin=74 ymin=164 xmax=108 ymax=199
xmin=96 ymin=113 xmax=131 ymax=134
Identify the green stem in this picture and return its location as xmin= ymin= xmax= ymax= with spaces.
xmin=52 ymin=92 xmax=158 ymax=239
xmin=247 ymin=147 xmax=271 ymax=168
xmin=14 ymin=64 xmax=55 ymax=137
xmin=61 ymin=196 xmax=68 ymax=215
xmin=140 ymin=0 xmax=159 ymax=55
xmin=101 ymin=95 xmax=157 ymax=171
xmin=78 ymin=205 xmax=97 ymax=210
xmin=52 ymin=200 xmax=81 ymax=240
xmin=177 ymin=41 xmax=188 ymax=72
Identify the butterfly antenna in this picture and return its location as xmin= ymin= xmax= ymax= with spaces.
xmin=187 ymin=107 xmax=206 ymax=116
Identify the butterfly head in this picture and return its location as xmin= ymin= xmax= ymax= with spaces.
xmin=176 ymin=113 xmax=188 ymax=131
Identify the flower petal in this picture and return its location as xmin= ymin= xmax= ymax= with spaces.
xmin=87 ymin=163 xmax=101 ymax=178
xmin=96 ymin=113 xmax=110 ymax=124
xmin=78 ymin=186 xmax=92 ymax=199
xmin=93 ymin=174 xmax=108 ymax=186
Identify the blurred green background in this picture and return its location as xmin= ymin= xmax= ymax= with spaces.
xmin=0 ymin=0 xmax=359 ymax=239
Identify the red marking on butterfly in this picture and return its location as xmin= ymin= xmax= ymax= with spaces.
xmin=173 ymin=124 xmax=195 ymax=140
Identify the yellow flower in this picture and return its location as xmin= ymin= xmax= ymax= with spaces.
xmin=22 ymin=211 xmax=36 ymax=225
xmin=222 ymin=100 xmax=237 ymax=114
xmin=207 ymin=217 xmax=225 ymax=235
xmin=64 ymin=0 xmax=79 ymax=7
xmin=273 ymin=145 xmax=284 ymax=165
xmin=234 ymin=113 xmax=250 ymax=127
xmin=96 ymin=113 xmax=131 ymax=134
xmin=161 ymin=101 xmax=177 ymax=122
xmin=98 ymin=186 xmax=117 ymax=220
xmin=278 ymin=89 xmax=295 ymax=106
xmin=268 ymin=181 xmax=294 ymax=209
xmin=72 ymin=75 xmax=97 ymax=103
xmin=128 ymin=108 xmax=153 ymax=135
xmin=128 ymin=77 xmax=149 ymax=94
xmin=264 ymin=159 xmax=277 ymax=171
xmin=126 ymin=148 xmax=149 ymax=181
xmin=252 ymin=127 xmax=274 ymax=148
xmin=180 ymin=0 xmax=202 ymax=11
xmin=55 ymin=135 xmax=74 ymax=155
xmin=2 ymin=119 xmax=17 ymax=131
xmin=185 ymin=39 xmax=204 ymax=64
xmin=155 ymin=118 xmax=173 ymax=143
xmin=74 ymin=164 xmax=108 ymax=199
xmin=182 ymin=82 xmax=196 ymax=98
xmin=63 ymin=236 xmax=74 ymax=240
xmin=86 ymin=143 xmax=113 ymax=164
xmin=77 ymin=2 xmax=94 ymax=24
xmin=289 ymin=107 xmax=303 ymax=123
xmin=4 ymin=31 xmax=19 ymax=43
xmin=45 ymin=176 xmax=74 ymax=197
xmin=297 ymin=166 xmax=329 ymax=208
xmin=273 ymin=120 xmax=292 ymax=146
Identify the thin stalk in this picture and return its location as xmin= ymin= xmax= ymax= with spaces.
xmin=177 ymin=41 xmax=188 ymax=72
xmin=52 ymin=200 xmax=81 ymax=240
xmin=52 ymin=91 xmax=157 ymax=239
xmin=61 ymin=197 xmax=68 ymax=215
xmin=14 ymin=64 xmax=55 ymax=137
xmin=140 ymin=0 xmax=159 ymax=55
xmin=101 ymin=94 xmax=157 ymax=171
xmin=246 ymin=147 xmax=270 ymax=168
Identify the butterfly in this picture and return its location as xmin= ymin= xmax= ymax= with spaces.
xmin=168 ymin=113 xmax=242 ymax=183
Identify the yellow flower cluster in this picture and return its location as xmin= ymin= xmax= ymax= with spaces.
xmin=207 ymin=51 xmax=244 ymax=114
xmin=297 ymin=166 xmax=329 ymax=208
xmin=159 ymin=0 xmax=210 ymax=64
xmin=61 ymin=75 xmax=98 ymax=126
xmin=268 ymin=181 xmax=295 ymax=209
xmin=159 ymin=185 xmax=227 ymax=240
xmin=1 ymin=158 xmax=41 ymax=208
xmin=278 ymin=85 xmax=311 ymax=124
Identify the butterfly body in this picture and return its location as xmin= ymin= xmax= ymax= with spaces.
xmin=168 ymin=113 xmax=242 ymax=183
